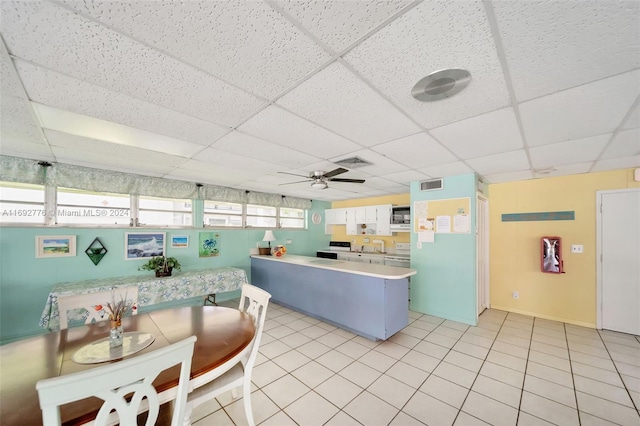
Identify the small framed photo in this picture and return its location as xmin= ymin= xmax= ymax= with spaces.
xmin=35 ymin=235 xmax=76 ymax=258
xmin=171 ymin=235 xmax=189 ymax=249
xmin=125 ymin=232 xmax=166 ymax=260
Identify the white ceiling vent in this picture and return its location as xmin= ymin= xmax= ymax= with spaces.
xmin=420 ymin=178 xmax=443 ymax=191
xmin=334 ymin=156 xmax=372 ymax=169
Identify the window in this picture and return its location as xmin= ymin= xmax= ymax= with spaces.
xmin=279 ymin=207 xmax=305 ymax=229
xmin=246 ymin=204 xmax=277 ymax=228
xmin=203 ymin=201 xmax=242 ymax=227
xmin=0 ymin=181 xmax=46 ymax=224
xmin=138 ymin=195 xmax=192 ymax=227
xmin=57 ymin=187 xmax=130 ymax=225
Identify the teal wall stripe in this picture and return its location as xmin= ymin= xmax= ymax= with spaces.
xmin=502 ymin=211 xmax=575 ymax=222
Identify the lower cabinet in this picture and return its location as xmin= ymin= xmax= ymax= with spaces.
xmin=337 ymin=253 xmax=384 ymax=264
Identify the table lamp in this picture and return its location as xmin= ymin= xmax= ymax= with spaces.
xmin=262 ymin=230 xmax=276 ymax=255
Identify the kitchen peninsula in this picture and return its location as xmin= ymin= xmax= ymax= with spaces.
xmin=250 ymin=255 xmax=416 ymax=340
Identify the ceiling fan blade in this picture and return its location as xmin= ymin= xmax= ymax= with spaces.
xmin=328 ymin=178 xmax=366 ymax=183
xmin=277 ymin=171 xmax=310 ymax=178
xmin=278 ymin=180 xmax=310 ymax=186
xmin=322 ymin=167 xmax=349 ymax=179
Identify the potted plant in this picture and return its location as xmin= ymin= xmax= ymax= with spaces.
xmin=139 ymin=256 xmax=181 ymax=277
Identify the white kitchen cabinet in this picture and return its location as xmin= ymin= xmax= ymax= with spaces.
xmin=375 ymin=204 xmax=392 ymax=236
xmin=355 ymin=206 xmax=377 ymax=223
xmin=346 ymin=208 xmax=357 ymax=235
xmin=325 ymin=208 xmax=347 ymax=225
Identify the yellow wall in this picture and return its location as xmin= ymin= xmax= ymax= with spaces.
xmin=489 ymin=168 xmax=640 ymax=327
xmin=332 ymin=194 xmax=410 ymax=249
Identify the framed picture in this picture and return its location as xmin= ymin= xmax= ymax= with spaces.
xmin=199 ymin=231 xmax=220 ymax=257
xmin=171 ymin=235 xmax=189 ymax=249
xmin=125 ymin=232 xmax=166 ymax=260
xmin=35 ymin=235 xmax=76 ymax=258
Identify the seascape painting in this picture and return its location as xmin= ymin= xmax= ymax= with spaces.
xmin=125 ymin=232 xmax=166 ymax=260
xmin=35 ymin=235 xmax=76 ymax=258
xmin=171 ymin=235 xmax=189 ymax=248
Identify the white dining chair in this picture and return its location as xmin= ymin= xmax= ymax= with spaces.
xmin=184 ymin=284 xmax=271 ymax=426
xmin=57 ymin=286 xmax=139 ymax=330
xmin=36 ymin=335 xmax=197 ymax=426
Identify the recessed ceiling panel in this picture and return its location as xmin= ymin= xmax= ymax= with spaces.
xmin=601 ymin=129 xmax=640 ymax=160
xmin=329 ymin=148 xmax=405 ymax=176
xmin=277 ymin=62 xmax=421 ymax=145
xmin=62 ymin=0 xmax=330 ymax=99
xmin=381 ymin=170 xmax=432 ymax=183
xmin=592 ymin=156 xmax=640 ymax=172
xmin=371 ymin=132 xmax=457 ymax=168
xmin=192 ymin=147 xmax=278 ymax=175
xmin=0 ymin=1 xmax=265 ymax=127
xmin=274 ymin=0 xmax=413 ymax=53
xmin=520 ymin=70 xmax=640 ymax=147
xmin=431 ymin=107 xmax=524 ymax=159
xmin=623 ymin=102 xmax=640 ymax=130
xmin=417 ymin=161 xmax=473 ymax=178
xmin=529 ymin=134 xmax=610 ymax=169
xmin=237 ymin=105 xmax=362 ymax=158
xmin=483 ymin=169 xmax=533 ymax=184
xmin=494 ymin=0 xmax=640 ymax=101
xmin=16 ymin=61 xmax=230 ymax=147
xmin=466 ymin=150 xmax=530 ymax=176
xmin=344 ymin=0 xmax=510 ymax=129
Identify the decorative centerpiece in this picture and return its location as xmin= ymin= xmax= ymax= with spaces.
xmin=139 ymin=256 xmax=181 ymax=277
xmin=101 ymin=294 xmax=135 ymax=348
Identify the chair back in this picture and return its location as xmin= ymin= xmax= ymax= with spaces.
xmin=36 ymin=335 xmax=196 ymax=426
xmin=238 ymin=284 xmax=271 ymax=368
xmin=57 ymin=286 xmax=139 ymax=330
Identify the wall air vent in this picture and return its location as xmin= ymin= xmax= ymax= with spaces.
xmin=334 ymin=156 xmax=371 ymax=169
xmin=420 ymin=178 xmax=443 ymax=191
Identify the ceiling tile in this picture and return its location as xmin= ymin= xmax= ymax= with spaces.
xmin=520 ymin=70 xmax=640 ymax=147
xmin=274 ymin=0 xmax=413 ymax=53
xmin=483 ymin=169 xmax=533 ymax=184
xmin=494 ymin=0 xmax=640 ymax=101
xmin=212 ymin=131 xmax=321 ymax=169
xmin=623 ymin=102 xmax=640 ymax=130
xmin=466 ymin=150 xmax=530 ymax=176
xmin=276 ymin=61 xmax=420 ymax=145
xmin=431 ymin=107 xmax=524 ymax=159
xmin=1 ymin=1 xmax=265 ymax=127
xmin=329 ymin=148 xmax=406 ymax=176
xmin=601 ymin=128 xmax=640 ymax=160
xmin=371 ymin=132 xmax=458 ymax=168
xmin=534 ymin=162 xmax=594 ymax=179
xmin=16 ymin=61 xmax=230 ymax=147
xmin=417 ymin=161 xmax=474 ymax=178
xmin=592 ymin=156 xmax=640 ymax=172
xmin=529 ymin=134 xmax=610 ymax=169
xmin=237 ymin=105 xmax=363 ymax=158
xmin=380 ymin=170 xmax=432 ymax=184
xmin=192 ymin=147 xmax=278 ymax=174
xmin=168 ymin=160 xmax=264 ymax=187
xmin=32 ymin=103 xmax=205 ymax=158
xmin=344 ymin=0 xmax=510 ymax=129
xmin=62 ymin=0 xmax=330 ymax=99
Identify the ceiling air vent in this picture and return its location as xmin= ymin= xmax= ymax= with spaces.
xmin=420 ymin=178 xmax=443 ymax=191
xmin=334 ymin=156 xmax=371 ymax=169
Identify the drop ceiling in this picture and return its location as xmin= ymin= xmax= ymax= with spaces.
xmin=1 ymin=0 xmax=638 ymax=201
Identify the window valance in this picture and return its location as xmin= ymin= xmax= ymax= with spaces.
xmin=0 ymin=155 xmax=312 ymax=208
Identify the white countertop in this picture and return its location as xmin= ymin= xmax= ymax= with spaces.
xmin=251 ymin=254 xmax=416 ymax=279
xmin=316 ymin=250 xmax=410 ymax=258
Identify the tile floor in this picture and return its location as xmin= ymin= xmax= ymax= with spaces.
xmin=192 ymin=301 xmax=640 ymax=426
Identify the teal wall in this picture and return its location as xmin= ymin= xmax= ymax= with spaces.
xmin=0 ymin=200 xmax=330 ymax=343
xmin=410 ymin=174 xmax=478 ymax=325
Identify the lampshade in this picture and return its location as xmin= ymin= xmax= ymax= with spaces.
xmin=262 ymin=230 xmax=276 ymax=242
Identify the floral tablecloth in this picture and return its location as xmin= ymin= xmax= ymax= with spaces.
xmin=39 ymin=267 xmax=248 ymax=331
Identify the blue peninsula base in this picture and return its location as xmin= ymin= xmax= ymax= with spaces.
xmin=251 ymin=256 xmax=410 ymax=340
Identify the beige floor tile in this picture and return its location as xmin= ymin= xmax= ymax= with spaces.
xmin=284 ymin=391 xmax=338 ymax=426
xmin=389 ymin=411 xmax=428 ymax=425
xmin=375 ymin=340 xmax=412 ymax=359
xmin=403 ymin=391 xmax=459 ymax=426
xmin=368 ymin=374 xmax=416 ymax=409
xmin=414 ymin=340 xmax=451 ymax=359
xmin=401 ymin=350 xmax=441 ymax=372
xmin=520 ymin=391 xmax=579 ymax=426
xmin=500 ymin=325 xmax=532 ymax=340
xmin=298 ymin=324 xmax=330 ymax=339
xmin=530 ymin=340 xmax=569 ymax=359
xmin=192 ymin=408 xmax=235 ymax=426
xmin=452 ymin=340 xmax=490 ymax=360
xmin=315 ymin=374 xmax=363 ymax=408
xmin=315 ymin=331 xmax=348 ymax=348
xmin=296 ymin=340 xmax=331 ymax=359
xmin=516 ymin=412 xmax=555 ymax=425
xmin=578 ymin=411 xmax=619 ymax=426
xmin=385 ymin=361 xmax=430 ymax=388
xmin=335 ymin=339 xmax=370 ymax=359
xmin=491 ymin=340 xmax=529 ymax=359
xmin=225 ymin=390 xmax=280 ymax=426
xmin=290 ymin=360 xmax=334 ymax=388
xmin=259 ymin=340 xmax=292 ymax=359
xmin=251 ymin=360 xmax=288 ymax=388
xmin=339 ymin=361 xmax=382 ymax=388
xmin=526 ymin=361 xmax=574 ymax=388
xmin=279 ymin=331 xmax=311 ymax=349
xmin=445 ymin=350 xmax=484 ymax=373
xmin=569 ymin=350 xmax=616 ymax=371
xmin=576 ymin=391 xmax=640 ymax=426
xmin=487 ymin=350 xmax=527 ymax=372
xmin=460 ymin=333 xmax=495 ymax=349
xmin=472 ymin=375 xmax=521 ymax=408
xmin=272 ymin=349 xmax=311 ymax=372
xmin=420 ymin=374 xmax=469 ymax=409
xmin=523 ymin=374 xmax=577 ymax=409
xmin=528 ymin=350 xmax=571 ymax=372
xmin=425 ymin=331 xmax=459 ymax=349
xmin=258 ymin=410 xmax=298 ymax=426
xmin=574 ymin=375 xmax=635 ymax=407
xmin=315 ymin=350 xmax=354 ymax=373
xmin=480 ymin=361 xmax=525 ymax=389
xmin=261 ymin=374 xmax=311 ymax=409
xmin=454 ymin=411 xmax=491 ymax=425
xmin=358 ymin=349 xmax=396 ymax=372
xmin=343 ymin=391 xmax=399 ymax=426
xmin=388 ymin=331 xmax=421 ymax=348
xmin=433 ymin=361 xmax=477 ymax=389
xmin=434 ymin=325 xmax=465 ymax=340
xmin=571 ymin=361 xmax=625 ymax=387
xmin=462 ymin=391 xmax=519 ymax=426
xmin=324 ymin=410 xmax=363 ymax=426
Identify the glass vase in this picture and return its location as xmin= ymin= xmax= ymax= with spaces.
xmin=109 ymin=319 xmax=123 ymax=348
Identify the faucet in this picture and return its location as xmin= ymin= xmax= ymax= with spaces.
xmin=373 ymin=239 xmax=384 ymax=253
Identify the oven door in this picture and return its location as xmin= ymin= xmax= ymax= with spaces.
xmin=317 ymin=251 xmax=338 ymax=260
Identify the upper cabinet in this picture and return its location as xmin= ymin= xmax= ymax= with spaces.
xmin=327 ymin=204 xmax=392 ymax=236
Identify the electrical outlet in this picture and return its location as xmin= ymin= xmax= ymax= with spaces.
xmin=512 ymin=291 xmax=519 ymax=299
xmin=571 ymin=245 xmax=583 ymax=253
xmin=364 ymin=238 xmax=370 ymax=243
xmin=286 ymin=239 xmax=292 ymax=244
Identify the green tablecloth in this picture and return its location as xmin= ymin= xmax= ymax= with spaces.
xmin=40 ymin=267 xmax=247 ymax=330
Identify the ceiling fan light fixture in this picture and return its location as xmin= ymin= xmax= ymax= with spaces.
xmin=311 ymin=181 xmax=328 ymax=190
xmin=411 ymin=68 xmax=471 ymax=102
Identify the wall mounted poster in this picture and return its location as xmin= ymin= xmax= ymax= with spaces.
xmin=125 ymin=232 xmax=165 ymax=259
xmin=199 ymin=232 xmax=220 ymax=257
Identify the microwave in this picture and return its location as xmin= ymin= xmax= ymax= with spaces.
xmin=390 ymin=206 xmax=411 ymax=232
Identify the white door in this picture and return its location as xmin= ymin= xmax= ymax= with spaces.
xmin=597 ymin=189 xmax=640 ymax=335
xmin=477 ymin=194 xmax=489 ymax=316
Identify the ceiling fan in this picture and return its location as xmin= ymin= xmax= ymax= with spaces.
xmin=278 ymin=168 xmax=365 ymax=190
